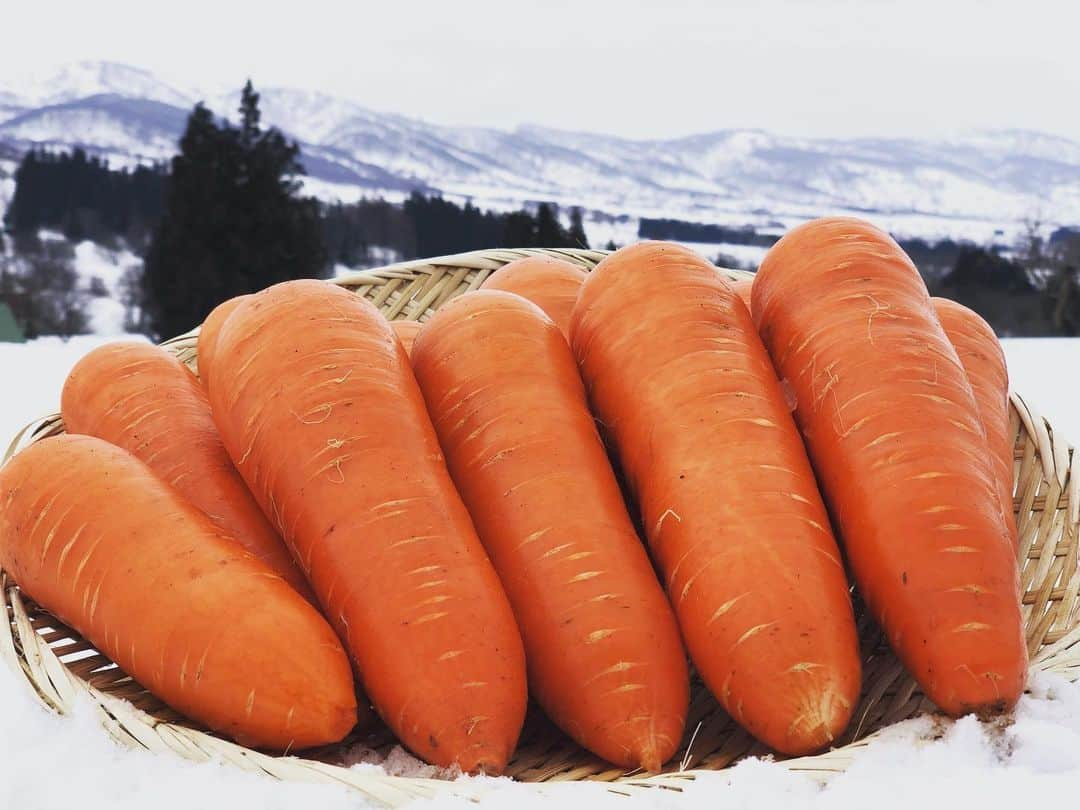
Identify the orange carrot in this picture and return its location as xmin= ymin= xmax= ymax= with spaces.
xmin=390 ymin=319 xmax=423 ymax=358
xmin=480 ymin=256 xmax=588 ymax=340
xmin=198 ymin=294 xmax=250 ymax=383
xmin=752 ymin=217 xmax=1026 ymax=715
xmin=207 ymin=279 xmax=527 ymax=773
xmin=61 ymin=342 xmax=316 ymax=603
xmin=0 ymin=434 xmax=357 ymax=750
xmin=570 ymin=242 xmax=861 ymax=755
xmin=933 ymin=297 xmax=1017 ymax=552
xmin=731 ymin=277 xmax=754 ymax=309
xmin=411 ymin=290 xmax=688 ymax=771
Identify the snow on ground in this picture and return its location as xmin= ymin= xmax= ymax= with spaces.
xmin=0 ymin=641 xmax=1077 ymax=810
xmin=0 ymin=335 xmax=1078 ymax=809
xmin=72 ymin=240 xmax=141 ymax=334
xmin=0 ymin=336 xmax=148 ymax=443
xmin=1003 ymin=339 xmax=1080 ymax=447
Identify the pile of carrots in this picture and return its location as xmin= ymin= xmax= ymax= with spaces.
xmin=0 ymin=216 xmax=1026 ymax=775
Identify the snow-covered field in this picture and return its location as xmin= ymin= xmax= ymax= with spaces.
xmin=0 ymin=335 xmax=1077 ymax=809
xmin=1 ymin=664 xmax=1079 ymax=810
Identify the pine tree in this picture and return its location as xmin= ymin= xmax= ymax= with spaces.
xmin=535 ymin=203 xmax=566 ymax=246
xmin=239 ymin=80 xmax=261 ymax=142
xmin=567 ymin=206 xmax=589 ymax=248
xmin=141 ymin=83 xmax=326 ymax=339
xmin=502 ymin=211 xmax=538 ymax=247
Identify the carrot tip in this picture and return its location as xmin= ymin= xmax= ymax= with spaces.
xmin=637 ymin=751 xmax=664 ymax=774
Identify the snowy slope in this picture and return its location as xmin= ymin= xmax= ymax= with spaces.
xmin=1 ymin=62 xmax=1078 ymax=242
xmin=10 ymin=61 xmax=194 ymax=109
xmin=0 ymin=95 xmax=187 ymax=161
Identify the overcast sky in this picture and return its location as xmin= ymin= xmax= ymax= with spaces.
xmin=3 ymin=0 xmax=1078 ymax=140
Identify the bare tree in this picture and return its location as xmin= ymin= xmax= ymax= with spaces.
xmin=3 ymin=240 xmax=89 ymax=339
xmin=1050 ymin=234 xmax=1080 ymax=336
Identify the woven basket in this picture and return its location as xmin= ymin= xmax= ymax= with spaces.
xmin=3 ymin=247 xmax=1079 ymax=808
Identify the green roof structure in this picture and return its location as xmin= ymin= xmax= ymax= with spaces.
xmin=0 ymin=302 xmax=26 ymax=343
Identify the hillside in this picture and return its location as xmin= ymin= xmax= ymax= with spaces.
xmin=2 ymin=61 xmax=1078 ymax=243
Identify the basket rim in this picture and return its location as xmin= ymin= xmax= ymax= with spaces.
xmin=2 ymin=247 xmax=1078 ymax=807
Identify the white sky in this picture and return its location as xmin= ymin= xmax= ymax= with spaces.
xmin=3 ymin=0 xmax=1079 ymax=140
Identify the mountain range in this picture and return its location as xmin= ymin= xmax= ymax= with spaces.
xmin=2 ymin=61 xmax=1078 ymax=243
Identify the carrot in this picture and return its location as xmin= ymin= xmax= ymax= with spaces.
xmin=570 ymin=242 xmax=861 ymax=755
xmin=61 ymin=342 xmax=316 ymax=603
xmin=731 ymin=277 xmax=754 ymax=309
xmin=197 ymin=294 xmax=250 ymax=383
xmin=0 ymin=434 xmax=357 ymax=750
xmin=480 ymin=255 xmax=588 ymax=340
xmin=932 ymin=297 xmax=1018 ymax=552
xmin=751 ymin=217 xmax=1026 ymax=716
xmin=411 ymin=290 xmax=688 ymax=771
xmin=390 ymin=319 xmax=423 ymax=358
xmin=207 ymin=279 xmax=527 ymax=773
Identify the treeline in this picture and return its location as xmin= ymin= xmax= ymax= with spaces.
xmin=642 ymin=216 xmax=983 ymax=279
xmin=4 ymin=148 xmax=167 ymax=249
xmin=2 ymin=140 xmax=592 ymax=338
xmin=640 ymin=218 xmax=779 ymax=247
xmin=5 ymin=150 xmax=592 ymax=271
xmin=322 ymin=195 xmax=589 ymax=268
xmin=644 ymin=214 xmax=1080 ymax=336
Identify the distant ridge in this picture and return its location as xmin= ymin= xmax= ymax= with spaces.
xmin=2 ymin=61 xmax=1078 ymax=241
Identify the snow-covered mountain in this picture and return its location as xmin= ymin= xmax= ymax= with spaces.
xmin=2 ymin=61 xmax=1078 ymax=242
xmin=16 ymin=61 xmax=194 ymax=109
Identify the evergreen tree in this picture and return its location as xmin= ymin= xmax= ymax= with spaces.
xmin=567 ymin=206 xmax=589 ymax=248
xmin=141 ymin=84 xmax=326 ymax=339
xmin=502 ymin=210 xmax=538 ymax=247
xmin=4 ymin=147 xmax=166 ymax=248
xmin=535 ymin=203 xmax=566 ymax=246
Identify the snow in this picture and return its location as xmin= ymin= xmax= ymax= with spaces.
xmin=0 ymin=336 xmax=148 ymax=443
xmin=1002 ymin=339 xmax=1080 ymax=447
xmin=71 ymin=240 xmax=141 ymax=335
xmin=0 ymin=334 xmax=1077 ymax=808
xmin=2 ymin=61 xmax=194 ymax=109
